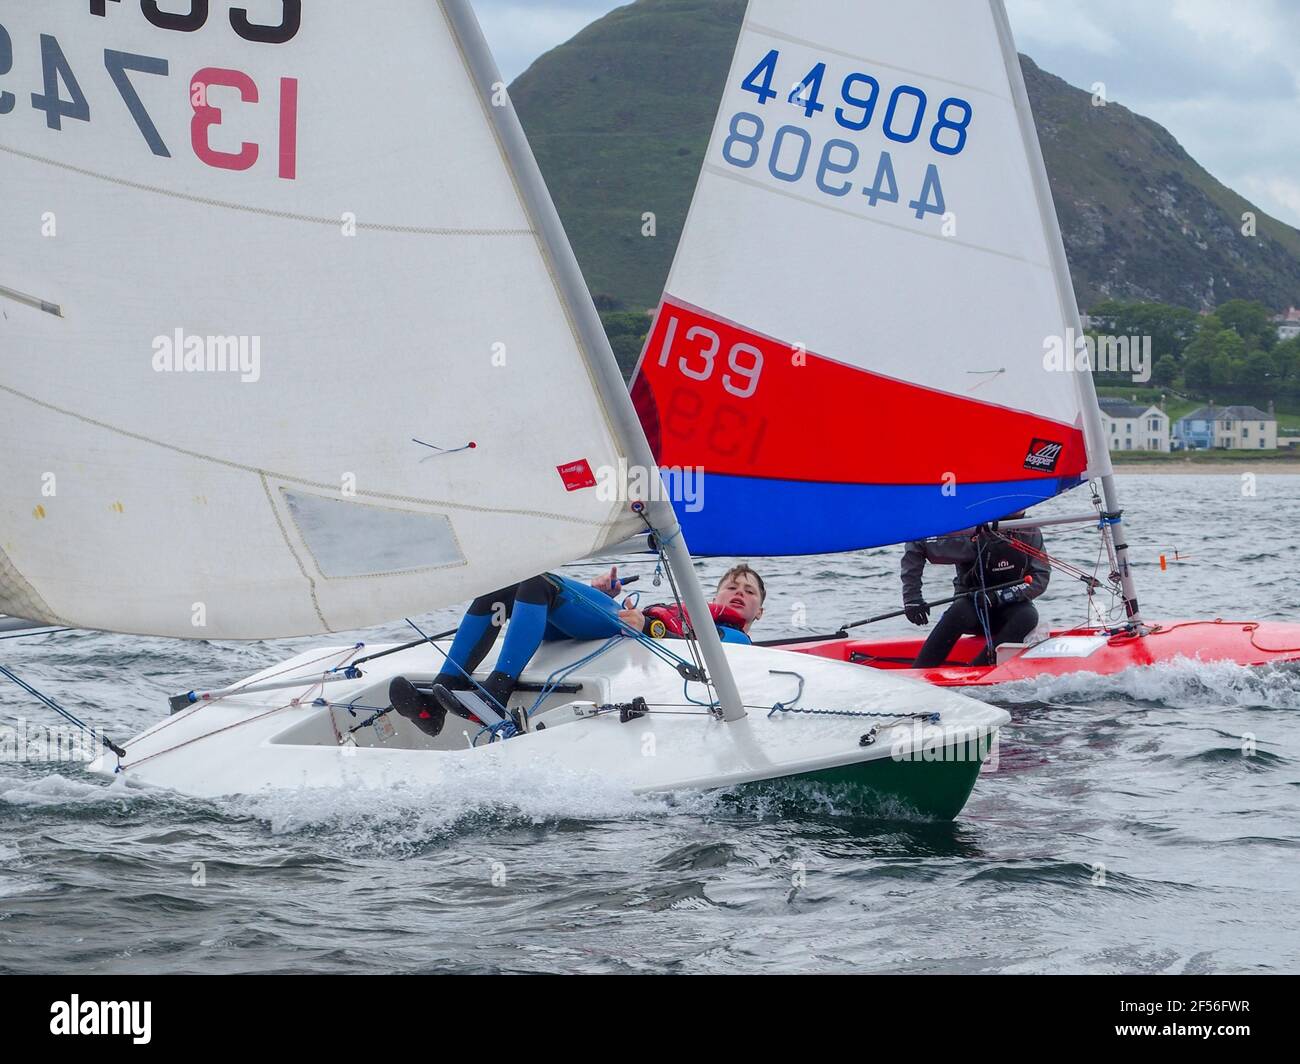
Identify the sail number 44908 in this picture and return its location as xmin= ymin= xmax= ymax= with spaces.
xmin=721 ymin=48 xmax=973 ymax=223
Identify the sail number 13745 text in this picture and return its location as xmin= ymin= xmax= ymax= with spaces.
xmin=0 ymin=3 xmax=300 ymax=179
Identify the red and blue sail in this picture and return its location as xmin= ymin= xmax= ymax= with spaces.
xmin=628 ymin=2 xmax=1098 ymax=557
xmin=632 ymin=298 xmax=1088 ymax=557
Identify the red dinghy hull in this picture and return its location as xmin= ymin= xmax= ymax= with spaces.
xmin=781 ymin=620 xmax=1300 ymax=688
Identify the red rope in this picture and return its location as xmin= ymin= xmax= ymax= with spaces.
xmin=121 ymin=645 xmax=362 ymax=770
xmin=990 ymin=529 xmax=1113 ymax=591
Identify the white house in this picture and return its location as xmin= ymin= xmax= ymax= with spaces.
xmin=1275 ymin=308 xmax=1300 ymax=342
xmin=1173 ymin=403 xmax=1278 ymax=450
xmin=1097 ymin=397 xmax=1170 ymax=452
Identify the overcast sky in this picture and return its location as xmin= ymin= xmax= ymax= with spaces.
xmin=475 ymin=0 xmax=1300 ymax=229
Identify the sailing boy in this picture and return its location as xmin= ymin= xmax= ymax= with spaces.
xmin=901 ymin=517 xmax=1050 ymax=668
xmin=390 ymin=565 xmax=766 ymax=737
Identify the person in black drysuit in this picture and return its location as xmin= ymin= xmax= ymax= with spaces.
xmin=901 ymin=521 xmax=1050 ymax=668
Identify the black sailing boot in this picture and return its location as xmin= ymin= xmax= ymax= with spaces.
xmin=481 ymin=670 xmax=526 ymax=735
xmin=424 ymin=670 xmax=523 ymax=734
xmin=389 ymin=676 xmax=447 ymax=738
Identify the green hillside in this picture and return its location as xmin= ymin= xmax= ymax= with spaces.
xmin=1022 ymin=59 xmax=1300 ymax=311
xmin=510 ymin=0 xmax=746 ymax=314
xmin=511 ymin=0 xmax=1300 ymax=318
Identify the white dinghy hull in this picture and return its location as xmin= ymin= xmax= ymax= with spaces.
xmin=89 ymin=642 xmax=1008 ymax=820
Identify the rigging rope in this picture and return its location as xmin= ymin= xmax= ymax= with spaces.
xmin=971 ymin=536 xmax=997 ymax=657
xmin=0 ymin=627 xmax=74 ymax=642
xmin=122 ymin=644 xmax=364 ymax=769
xmin=0 ymin=664 xmax=127 ymax=758
xmin=985 ymin=518 xmax=1134 ymax=634
xmin=632 ymin=503 xmax=720 ymax=711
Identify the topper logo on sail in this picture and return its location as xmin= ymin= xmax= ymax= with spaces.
xmin=49 ymin=995 xmax=151 ymax=1045
xmin=152 ymin=330 xmax=261 ymax=383
xmin=1023 ymin=439 xmax=1063 ymax=472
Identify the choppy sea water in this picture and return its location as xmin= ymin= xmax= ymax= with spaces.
xmin=1 ymin=474 xmax=1297 ymax=974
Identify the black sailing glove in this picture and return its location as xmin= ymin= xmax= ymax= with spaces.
xmin=983 ymin=586 xmax=1027 ymax=610
xmin=904 ymin=602 xmax=930 ymax=626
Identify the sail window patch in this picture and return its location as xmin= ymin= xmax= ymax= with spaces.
xmin=282 ymin=492 xmax=465 ymax=578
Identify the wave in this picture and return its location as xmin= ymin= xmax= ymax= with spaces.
xmin=975 ymin=657 xmax=1300 ymax=710
xmin=1180 ymin=746 xmax=1289 ymax=770
xmin=225 ymin=761 xmax=694 ymax=855
xmin=0 ymin=768 xmax=136 ymax=808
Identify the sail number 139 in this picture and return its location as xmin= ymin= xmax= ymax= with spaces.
xmin=656 ymin=315 xmax=764 ymax=400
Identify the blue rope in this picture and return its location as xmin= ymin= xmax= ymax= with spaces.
xmin=404 ymin=617 xmax=511 ymax=717
xmin=473 ymin=717 xmax=520 ymax=746
xmin=552 ymin=581 xmax=701 ymax=675
xmin=0 ymin=664 xmax=126 ymax=757
xmin=972 ymin=536 xmax=997 ymax=656
xmin=525 ymin=637 xmax=623 ymax=716
xmin=0 ymin=664 xmax=96 ymax=732
xmin=682 ymin=677 xmax=720 ymax=710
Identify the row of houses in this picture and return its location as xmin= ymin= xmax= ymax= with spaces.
xmin=1098 ymin=399 xmax=1278 ymax=452
xmin=1089 ymin=307 xmax=1295 ymax=451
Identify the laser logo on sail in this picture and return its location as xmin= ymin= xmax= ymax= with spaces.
xmin=557 ymin=460 xmax=598 ymax=492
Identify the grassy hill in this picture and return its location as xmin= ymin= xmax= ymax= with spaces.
xmin=511 ymin=0 xmax=746 ymax=316
xmin=1022 ymin=59 xmax=1300 ymax=312
xmin=512 ymin=0 xmax=1300 ymax=317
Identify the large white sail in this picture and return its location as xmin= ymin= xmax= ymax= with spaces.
xmin=0 ymin=1 xmax=644 ymax=638
xmin=633 ymin=0 xmax=1096 ymax=556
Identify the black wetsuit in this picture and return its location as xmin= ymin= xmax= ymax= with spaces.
xmin=901 ymin=529 xmax=1050 ymax=668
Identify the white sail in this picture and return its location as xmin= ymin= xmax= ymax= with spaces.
xmin=0 ymin=1 xmax=644 ymax=638
xmin=633 ymin=0 xmax=1096 ymax=555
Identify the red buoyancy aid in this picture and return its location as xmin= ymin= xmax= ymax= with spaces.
xmin=643 ymin=602 xmax=747 ymax=639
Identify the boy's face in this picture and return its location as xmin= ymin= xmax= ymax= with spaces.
xmin=714 ymin=572 xmax=765 ymax=630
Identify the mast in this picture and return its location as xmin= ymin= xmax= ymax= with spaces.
xmin=439 ymin=0 xmax=747 ymax=719
xmin=990 ymin=0 xmax=1143 ymax=625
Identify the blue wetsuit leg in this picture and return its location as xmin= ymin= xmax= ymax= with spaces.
xmin=543 ymin=576 xmax=625 ymax=641
xmin=492 ymin=575 xmax=622 ymax=678
xmin=494 ymin=597 xmax=552 ymax=678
